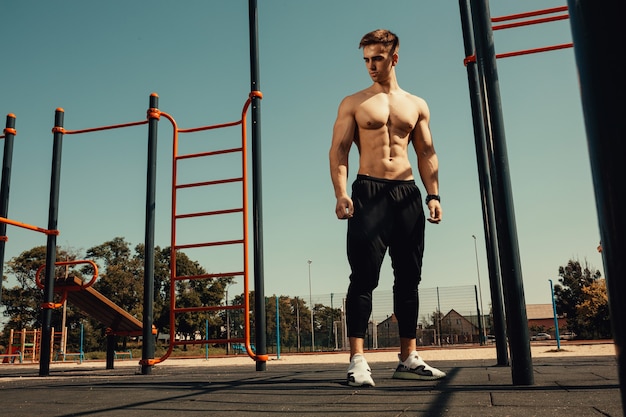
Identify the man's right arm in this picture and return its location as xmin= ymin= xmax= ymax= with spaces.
xmin=412 ymin=98 xmax=442 ymax=223
xmin=329 ymin=96 xmax=357 ymax=220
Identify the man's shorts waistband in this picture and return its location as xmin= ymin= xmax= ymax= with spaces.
xmin=356 ymin=174 xmax=416 ymax=185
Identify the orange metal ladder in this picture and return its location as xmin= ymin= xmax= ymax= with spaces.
xmin=153 ymin=92 xmax=267 ymax=364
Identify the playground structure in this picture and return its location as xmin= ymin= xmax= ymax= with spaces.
xmin=0 ymin=327 xmax=83 ymax=364
xmin=1 ymin=328 xmax=41 ymax=363
xmin=0 ymin=0 xmax=267 ymax=377
xmin=0 ymin=92 xmax=267 ymax=375
xmin=0 ymin=2 xmax=624 ymax=412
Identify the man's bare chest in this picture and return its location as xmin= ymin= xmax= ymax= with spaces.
xmin=355 ymin=95 xmax=419 ymax=136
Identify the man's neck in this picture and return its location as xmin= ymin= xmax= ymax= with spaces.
xmin=372 ymin=74 xmax=400 ymax=93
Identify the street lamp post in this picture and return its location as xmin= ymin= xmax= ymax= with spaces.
xmin=472 ymin=235 xmax=487 ymax=344
xmin=308 ymin=260 xmax=315 ymax=351
xmin=295 ymin=296 xmax=301 ymax=351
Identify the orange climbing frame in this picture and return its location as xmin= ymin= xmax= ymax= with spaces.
xmin=464 ymin=5 xmax=573 ymax=65
xmin=7 ymin=94 xmax=265 ymax=366
xmin=143 ymin=91 xmax=267 ymax=366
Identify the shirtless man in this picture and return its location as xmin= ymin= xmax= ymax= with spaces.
xmin=329 ymin=29 xmax=445 ymax=386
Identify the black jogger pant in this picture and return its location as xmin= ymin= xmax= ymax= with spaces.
xmin=346 ymin=175 xmax=425 ymax=340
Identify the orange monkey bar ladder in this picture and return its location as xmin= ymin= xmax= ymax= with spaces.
xmin=149 ymin=92 xmax=267 ymax=365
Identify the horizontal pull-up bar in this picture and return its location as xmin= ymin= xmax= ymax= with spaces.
xmin=50 ymin=107 xmax=161 ymax=136
xmin=492 ymin=13 xmax=569 ymax=31
xmin=0 ymin=216 xmax=59 ymax=236
xmin=495 ymin=42 xmax=573 ymax=59
xmin=52 ymin=120 xmax=148 ymax=135
xmin=463 ymin=5 xmax=573 ymax=65
xmin=491 ymin=6 xmax=569 ymax=31
xmin=491 ymin=6 xmax=568 ymax=23
xmin=464 ymin=41 xmax=574 ymax=65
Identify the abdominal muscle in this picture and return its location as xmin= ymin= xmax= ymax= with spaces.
xmin=356 ymin=131 xmax=414 ymax=181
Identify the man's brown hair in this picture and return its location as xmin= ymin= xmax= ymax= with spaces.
xmin=359 ymin=29 xmax=399 ymax=53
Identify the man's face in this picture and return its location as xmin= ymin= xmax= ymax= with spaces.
xmin=362 ymin=44 xmax=397 ymax=83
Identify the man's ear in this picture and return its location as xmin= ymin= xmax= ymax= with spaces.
xmin=392 ymin=53 xmax=399 ymax=66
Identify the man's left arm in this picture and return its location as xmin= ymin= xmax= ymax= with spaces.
xmin=412 ymin=99 xmax=441 ymax=224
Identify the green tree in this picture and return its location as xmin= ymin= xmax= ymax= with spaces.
xmin=576 ymin=278 xmax=611 ymax=338
xmin=263 ymin=295 xmax=320 ymax=352
xmin=312 ymin=303 xmax=342 ymax=350
xmin=1 ymin=239 xmax=231 ymax=353
xmin=229 ymin=290 xmax=276 ymax=350
xmin=553 ymin=259 xmax=610 ymax=339
xmin=150 ymin=246 xmax=172 ymax=333
xmin=85 ymin=237 xmax=144 ymax=350
xmin=230 ymin=291 xmax=255 ymax=344
xmin=0 ymin=246 xmax=47 ymax=331
xmin=293 ymin=296 xmax=313 ymax=349
xmin=86 ymin=239 xmax=231 ymax=345
xmin=290 ymin=296 xmax=307 ymax=351
xmin=1 ymin=245 xmax=94 ymax=349
xmin=169 ymin=251 xmax=232 ymax=343
xmin=87 ymin=237 xmax=144 ymax=318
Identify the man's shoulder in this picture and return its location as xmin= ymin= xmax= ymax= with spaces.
xmin=401 ymin=91 xmax=429 ymax=115
xmin=338 ymin=89 xmax=372 ymax=112
xmin=399 ymin=89 xmax=427 ymax=105
xmin=345 ymin=88 xmax=374 ymax=102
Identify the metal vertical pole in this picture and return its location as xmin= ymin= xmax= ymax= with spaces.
xmin=330 ymin=293 xmax=334 ymax=349
xmin=296 ymin=296 xmax=301 ymax=351
xmin=275 ymin=296 xmax=280 ymax=359
xmin=79 ymin=322 xmax=84 ymax=364
xmin=470 ymin=0 xmax=533 ymax=385
xmin=106 ymin=334 xmax=115 ymax=369
xmin=436 ymin=287 xmax=442 ymax=346
xmin=472 ymin=236 xmax=486 ymax=345
xmin=308 ymin=259 xmax=314 ymax=351
xmin=549 ymin=279 xmax=561 ymax=349
xmin=248 ymin=0 xmax=267 ymax=371
xmin=474 ymin=285 xmax=483 ymax=344
xmin=0 ymin=114 xmax=16 ymax=305
xmin=142 ymin=93 xmax=159 ymax=375
xmin=40 ymin=108 xmax=65 ymax=376
xmin=459 ymin=0 xmax=508 ymax=366
xmin=567 ymin=0 xmax=626 ymax=410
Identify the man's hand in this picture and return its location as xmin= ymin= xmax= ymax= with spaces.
xmin=335 ymin=196 xmax=354 ymax=220
xmin=427 ymin=200 xmax=442 ymax=224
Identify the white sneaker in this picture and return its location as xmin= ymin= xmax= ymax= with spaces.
xmin=347 ymin=354 xmax=375 ymax=387
xmin=392 ymin=351 xmax=446 ymax=381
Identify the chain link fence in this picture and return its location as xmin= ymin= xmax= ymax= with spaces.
xmin=258 ymin=284 xmax=490 ymax=353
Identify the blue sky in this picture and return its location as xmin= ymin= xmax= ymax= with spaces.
xmin=1 ymin=1 xmax=602 ymax=312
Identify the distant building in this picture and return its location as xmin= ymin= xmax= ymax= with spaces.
xmin=375 ymin=315 xmax=400 ymax=348
xmin=374 ymin=309 xmax=485 ymax=347
xmin=440 ymin=309 xmax=480 ymax=344
xmin=526 ymin=304 xmax=566 ymax=335
xmin=370 ymin=304 xmax=568 ymax=348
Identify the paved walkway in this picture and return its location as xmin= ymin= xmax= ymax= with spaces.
xmin=0 ymin=348 xmax=622 ymax=416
